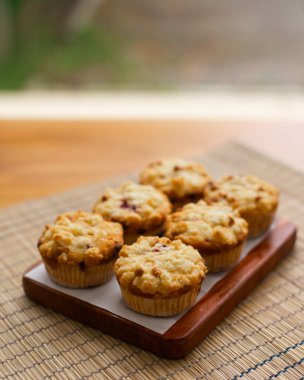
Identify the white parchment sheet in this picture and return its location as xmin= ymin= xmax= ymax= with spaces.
xmin=25 ymin=227 xmax=273 ymax=334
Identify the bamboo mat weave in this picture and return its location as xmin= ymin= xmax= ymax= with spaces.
xmin=0 ymin=142 xmax=303 ymax=380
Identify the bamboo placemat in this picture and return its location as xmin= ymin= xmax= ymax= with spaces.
xmin=1 ymin=142 xmax=303 ymax=380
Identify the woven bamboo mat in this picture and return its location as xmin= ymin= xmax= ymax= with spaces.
xmin=1 ymin=142 xmax=303 ymax=380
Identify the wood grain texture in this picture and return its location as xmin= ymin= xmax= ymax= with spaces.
xmin=23 ymin=219 xmax=297 ymax=359
xmin=2 ymin=120 xmax=304 ymax=208
xmin=0 ymin=120 xmax=241 ymax=207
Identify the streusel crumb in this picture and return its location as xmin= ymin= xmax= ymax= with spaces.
xmin=115 ymin=236 xmax=207 ymax=297
xmin=38 ymin=211 xmax=123 ymax=267
xmin=165 ymin=200 xmax=248 ymax=251
xmin=204 ymin=175 xmax=279 ymax=215
xmin=140 ymin=159 xmax=211 ymax=200
xmin=93 ymin=181 xmax=171 ymax=231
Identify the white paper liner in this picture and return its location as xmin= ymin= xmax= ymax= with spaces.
xmin=25 ymin=224 xmax=274 ymax=334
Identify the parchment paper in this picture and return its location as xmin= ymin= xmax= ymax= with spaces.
xmin=25 ymin=228 xmax=272 ymax=334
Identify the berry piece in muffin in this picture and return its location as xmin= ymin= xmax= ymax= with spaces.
xmin=93 ymin=181 xmax=172 ymax=244
xmin=139 ymin=159 xmax=211 ymax=209
xmin=38 ymin=211 xmax=123 ymax=288
xmin=115 ymin=236 xmax=207 ymax=316
xmin=204 ymin=175 xmax=279 ymax=237
xmin=165 ymin=200 xmax=248 ymax=272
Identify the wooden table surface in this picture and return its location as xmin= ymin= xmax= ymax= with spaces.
xmin=1 ymin=120 xmax=303 ymax=207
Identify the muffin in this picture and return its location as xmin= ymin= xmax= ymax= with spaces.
xmin=38 ymin=211 xmax=123 ymax=288
xmin=139 ymin=159 xmax=211 ymax=210
xmin=114 ymin=236 xmax=207 ymax=316
xmin=204 ymin=175 xmax=279 ymax=238
xmin=165 ymin=201 xmax=248 ymax=272
xmin=93 ymin=181 xmax=172 ymax=244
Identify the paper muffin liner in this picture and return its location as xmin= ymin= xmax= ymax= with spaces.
xmin=200 ymin=242 xmax=245 ymax=273
xmin=44 ymin=259 xmax=115 ymax=288
xmin=119 ymin=286 xmax=200 ymax=316
xmin=244 ymin=211 xmax=276 ymax=238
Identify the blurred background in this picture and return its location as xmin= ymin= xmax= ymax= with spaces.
xmin=1 ymin=0 xmax=304 ymax=206
xmin=1 ymin=0 xmax=304 ymax=91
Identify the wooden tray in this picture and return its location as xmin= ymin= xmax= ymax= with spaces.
xmin=23 ymin=219 xmax=296 ymax=359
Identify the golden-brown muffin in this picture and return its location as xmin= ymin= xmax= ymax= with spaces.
xmin=115 ymin=236 xmax=207 ymax=316
xmin=204 ymin=175 xmax=279 ymax=237
xmin=38 ymin=211 xmax=123 ymax=288
xmin=165 ymin=200 xmax=248 ymax=272
xmin=93 ymin=181 xmax=172 ymax=243
xmin=139 ymin=159 xmax=211 ymax=209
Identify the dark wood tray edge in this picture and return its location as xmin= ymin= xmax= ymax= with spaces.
xmin=23 ymin=219 xmax=297 ymax=359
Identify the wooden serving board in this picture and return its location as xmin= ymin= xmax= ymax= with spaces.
xmin=23 ymin=219 xmax=297 ymax=359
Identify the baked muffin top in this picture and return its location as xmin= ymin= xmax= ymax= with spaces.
xmin=115 ymin=236 xmax=207 ymax=297
xmin=165 ymin=201 xmax=248 ymax=251
xmin=93 ymin=181 xmax=171 ymax=231
xmin=139 ymin=159 xmax=211 ymax=200
xmin=38 ymin=211 xmax=123 ymax=267
xmin=204 ymin=175 xmax=279 ymax=215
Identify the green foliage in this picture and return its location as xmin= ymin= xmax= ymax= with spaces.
xmin=41 ymin=27 xmax=132 ymax=85
xmin=0 ymin=9 xmax=132 ymax=89
xmin=7 ymin=0 xmax=22 ymax=13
